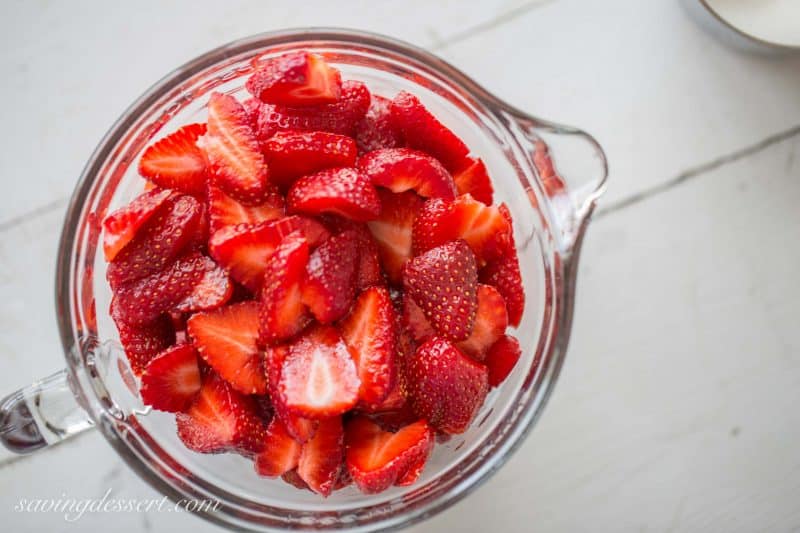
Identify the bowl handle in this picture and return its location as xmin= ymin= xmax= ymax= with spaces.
xmin=0 ymin=369 xmax=93 ymax=456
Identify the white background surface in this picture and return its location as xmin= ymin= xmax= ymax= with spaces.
xmin=1 ymin=1 xmax=800 ymax=531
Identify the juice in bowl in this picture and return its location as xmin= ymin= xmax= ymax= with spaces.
xmin=0 ymin=29 xmax=606 ymax=531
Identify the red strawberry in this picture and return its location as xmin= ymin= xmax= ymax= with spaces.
xmin=395 ymin=453 xmax=428 ymax=486
xmin=406 ymin=337 xmax=489 ymax=434
xmin=138 ymin=123 xmax=208 ymax=196
xmin=187 ymin=301 xmax=267 ymax=395
xmin=402 ymin=240 xmax=478 ymax=342
xmin=111 ymin=298 xmax=174 ymax=376
xmin=366 ymin=189 xmax=424 ymax=284
xmin=247 ymin=51 xmax=342 ymax=106
xmin=402 ymin=292 xmax=435 ymax=343
xmin=412 ymin=194 xmax=512 ymax=265
xmin=263 ymin=130 xmax=357 ymax=188
xmin=452 ymin=157 xmax=493 ymax=205
xmin=358 ymin=148 xmax=456 ymax=200
xmin=389 ymin=91 xmax=469 ymax=170
xmin=485 ymin=334 xmax=522 ymax=387
xmin=198 ymin=92 xmax=270 ymax=204
xmin=265 ymin=345 xmax=319 ymax=443
xmin=254 ymin=416 xmax=303 ymax=477
xmin=287 ymin=167 xmax=381 ymax=222
xmin=114 ymin=252 xmax=231 ymax=327
xmin=253 ymin=80 xmax=371 ymax=139
xmin=207 ymin=184 xmax=284 ymax=234
xmin=321 ymin=216 xmax=384 ymax=291
xmin=102 ymin=189 xmax=173 ymax=261
xmin=140 ymin=344 xmax=201 ymax=412
xmin=281 ymin=469 xmax=310 ymax=491
xmin=340 ymin=286 xmax=397 ymax=407
xmin=176 ymin=372 xmax=266 ymax=455
xmin=345 ymin=416 xmax=433 ymax=494
xmin=456 ymin=284 xmax=508 ymax=362
xmin=279 ymin=326 xmax=360 ymax=417
xmin=107 ymin=194 xmax=204 ymax=290
xmin=355 ymin=94 xmax=403 ymax=154
xmin=302 ymin=230 xmax=359 ymax=323
xmin=479 ymin=204 xmax=524 ymax=327
xmin=258 ymin=231 xmax=311 ymax=344
xmin=297 ymin=416 xmax=344 ymax=497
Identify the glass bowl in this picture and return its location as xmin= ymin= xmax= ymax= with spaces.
xmin=0 ymin=28 xmax=607 ymax=531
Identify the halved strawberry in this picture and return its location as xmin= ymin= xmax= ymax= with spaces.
xmin=402 ymin=292 xmax=435 ymax=343
xmin=302 ymin=230 xmax=359 ymax=324
xmin=263 ymin=130 xmax=357 ymax=189
xmin=246 ymin=51 xmax=342 ymax=106
xmin=345 ymin=416 xmax=433 ymax=494
xmin=279 ymin=326 xmax=360 ymax=417
xmin=138 ymin=123 xmax=208 ymax=196
xmin=366 ymin=189 xmax=424 ymax=284
xmin=389 ymin=91 xmax=469 ymax=171
xmin=258 ymin=231 xmax=311 ymax=345
xmin=485 ymin=334 xmax=522 ymax=387
xmin=287 ymin=167 xmax=381 ymax=222
xmin=402 ymin=240 xmax=478 ymax=342
xmin=253 ymin=80 xmax=371 ymax=139
xmin=452 ymin=157 xmax=493 ymax=205
xmin=323 ymin=217 xmax=384 ymax=290
xmin=107 ymin=194 xmax=204 ymax=290
xmin=355 ymin=94 xmax=403 ymax=154
xmin=412 ymin=194 xmax=512 ymax=265
xmin=297 ymin=416 xmax=345 ymax=497
xmin=176 ymin=372 xmax=266 ymax=456
xmin=198 ymin=92 xmax=270 ymax=204
xmin=406 ymin=336 xmax=489 ymax=434
xmin=207 ymin=184 xmax=284 ymax=234
xmin=187 ymin=301 xmax=267 ymax=395
xmin=395 ymin=453 xmax=428 ymax=486
xmin=358 ymin=148 xmax=456 ymax=199
xmin=480 ymin=204 xmax=525 ymax=327
xmin=114 ymin=252 xmax=231 ymax=327
xmin=102 ymin=189 xmax=173 ymax=261
xmin=111 ymin=297 xmax=175 ymax=376
xmin=265 ymin=345 xmax=319 ymax=443
xmin=340 ymin=286 xmax=397 ymax=407
xmin=140 ymin=344 xmax=201 ymax=412
xmin=254 ymin=416 xmax=303 ymax=477
xmin=456 ymin=284 xmax=508 ymax=362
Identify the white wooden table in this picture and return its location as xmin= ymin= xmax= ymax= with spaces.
xmin=2 ymin=1 xmax=800 ymax=531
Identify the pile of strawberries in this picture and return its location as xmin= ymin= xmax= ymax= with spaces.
xmin=102 ymin=51 xmax=525 ymax=497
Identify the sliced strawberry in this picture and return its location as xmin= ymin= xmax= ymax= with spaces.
xmin=111 ymin=298 xmax=175 ymax=376
xmin=406 ymin=336 xmax=489 ymax=434
xmin=265 ymin=345 xmax=319 ymax=443
xmin=107 ymin=194 xmax=204 ymax=290
xmin=198 ymin=92 xmax=270 ymax=204
xmin=358 ymin=148 xmax=456 ymax=200
xmin=365 ymin=404 xmax=418 ymax=432
xmin=281 ymin=469 xmax=311 ymax=491
xmin=301 ymin=230 xmax=359 ymax=324
xmin=253 ymin=80 xmax=371 ymax=139
xmin=297 ymin=416 xmax=344 ymax=497
xmin=209 ymin=215 xmax=329 ymax=293
xmin=102 ymin=189 xmax=173 ymax=261
xmin=254 ymin=416 xmax=303 ymax=477
xmin=389 ymin=91 xmax=469 ymax=170
xmin=287 ymin=167 xmax=381 ymax=222
xmin=246 ymin=51 xmax=342 ymax=106
xmin=187 ymin=301 xmax=267 ymax=395
xmin=402 ymin=292 xmax=435 ymax=343
xmin=402 ymin=240 xmax=478 ymax=342
xmin=140 ymin=344 xmax=201 ymax=412
xmin=452 ymin=157 xmax=493 ymax=205
xmin=412 ymin=194 xmax=512 ymax=265
xmin=456 ymin=284 xmax=508 ymax=362
xmin=345 ymin=416 xmax=433 ymax=494
xmin=258 ymin=231 xmax=311 ymax=345
xmin=485 ymin=334 xmax=522 ymax=387
xmin=263 ymin=130 xmax=357 ymax=188
xmin=366 ymin=189 xmax=424 ymax=284
xmin=138 ymin=123 xmax=208 ymax=196
xmin=321 ymin=216 xmax=384 ymax=290
xmin=355 ymin=94 xmax=403 ymax=154
xmin=279 ymin=326 xmax=360 ymax=417
xmin=340 ymin=286 xmax=397 ymax=407
xmin=207 ymin=184 xmax=284 ymax=234
xmin=114 ymin=252 xmax=231 ymax=327
xmin=480 ymin=204 xmax=525 ymax=327
xmin=176 ymin=372 xmax=266 ymax=455
xmin=395 ymin=453 xmax=428 ymax=486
